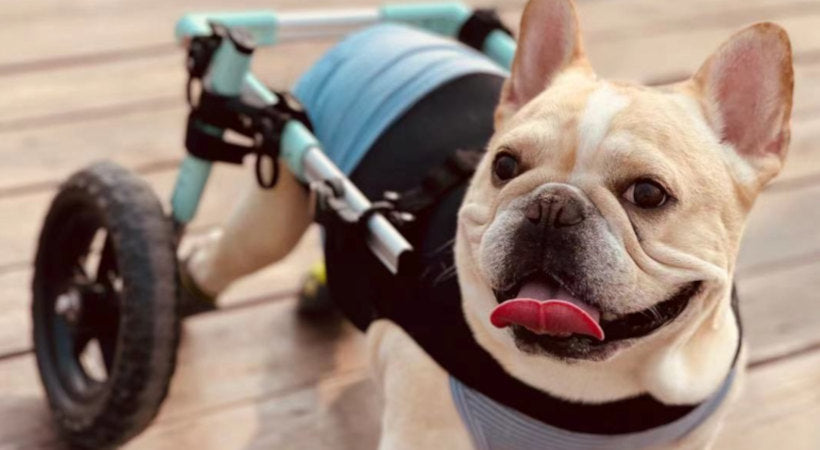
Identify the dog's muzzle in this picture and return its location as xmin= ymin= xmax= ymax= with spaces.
xmin=487 ymin=184 xmax=699 ymax=359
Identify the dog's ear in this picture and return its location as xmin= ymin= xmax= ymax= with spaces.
xmin=691 ymin=23 xmax=793 ymax=186
xmin=495 ymin=0 xmax=590 ymax=126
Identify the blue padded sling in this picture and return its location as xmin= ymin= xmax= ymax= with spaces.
xmin=293 ymin=23 xmax=506 ymax=175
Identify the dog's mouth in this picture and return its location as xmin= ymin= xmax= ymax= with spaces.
xmin=491 ymin=273 xmax=700 ymax=357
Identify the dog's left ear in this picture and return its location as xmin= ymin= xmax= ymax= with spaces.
xmin=495 ymin=0 xmax=591 ymax=127
xmin=691 ymin=23 xmax=794 ymax=186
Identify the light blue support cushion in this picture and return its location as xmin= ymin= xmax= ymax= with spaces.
xmin=293 ymin=24 xmax=507 ymax=176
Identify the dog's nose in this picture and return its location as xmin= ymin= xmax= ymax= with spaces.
xmin=524 ymin=189 xmax=586 ymax=228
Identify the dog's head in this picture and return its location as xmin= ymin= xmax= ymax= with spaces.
xmin=455 ymin=0 xmax=792 ymax=401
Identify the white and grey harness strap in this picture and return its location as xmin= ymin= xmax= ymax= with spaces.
xmin=450 ymin=368 xmax=736 ymax=450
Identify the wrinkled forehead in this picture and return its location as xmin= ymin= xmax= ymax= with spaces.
xmin=497 ymin=76 xmax=726 ymax=184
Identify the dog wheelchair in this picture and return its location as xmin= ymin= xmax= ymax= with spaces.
xmin=30 ymin=3 xmax=515 ymax=447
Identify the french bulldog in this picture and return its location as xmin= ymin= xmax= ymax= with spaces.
xmin=186 ymin=0 xmax=793 ymax=447
xmin=370 ymin=0 xmax=792 ymax=448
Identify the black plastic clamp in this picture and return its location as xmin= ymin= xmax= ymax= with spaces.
xmin=312 ymin=178 xmax=415 ymax=236
xmin=457 ymin=9 xmax=513 ymax=51
xmin=182 ymin=24 xmax=312 ymax=189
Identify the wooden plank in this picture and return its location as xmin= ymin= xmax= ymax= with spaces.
xmin=768 ymin=115 xmax=820 ymax=190
xmin=0 ymin=226 xmax=321 ymax=356
xmin=0 ymin=270 xmax=35 ymax=357
xmin=6 ymin=7 xmax=820 ymax=126
xmin=0 ymin=54 xmax=183 ymax=126
xmin=0 ymin=0 xmax=524 ymax=69
xmin=0 ymin=0 xmax=359 ymax=68
xmin=738 ymin=182 xmax=820 ymax=273
xmin=714 ymin=349 xmax=820 ymax=449
xmin=578 ymin=0 xmax=820 ymax=43
xmin=0 ymin=41 xmax=328 ymax=195
xmin=0 ymin=107 xmax=186 ymax=196
xmin=737 ymin=259 xmax=820 ymax=365
xmin=0 ymin=297 xmax=369 ymax=449
xmin=126 ymin=370 xmax=379 ymax=450
xmin=791 ymin=61 xmax=820 ymax=117
xmin=0 ymin=42 xmax=334 ymax=130
xmin=3 ymin=0 xmax=813 ymax=70
xmin=585 ymin=13 xmax=820 ymax=83
xmin=0 ymin=166 xmax=246 ymax=269
xmin=0 ymin=355 xmax=61 ymax=449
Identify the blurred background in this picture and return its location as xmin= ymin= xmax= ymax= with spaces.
xmin=1 ymin=0 xmax=819 ymax=448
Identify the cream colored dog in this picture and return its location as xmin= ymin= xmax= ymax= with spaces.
xmin=188 ymin=0 xmax=793 ymax=448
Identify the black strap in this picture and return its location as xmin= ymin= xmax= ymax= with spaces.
xmin=457 ymin=9 xmax=513 ymax=51
xmin=183 ymin=26 xmax=312 ymax=188
xmin=184 ymin=89 xmax=313 ymax=187
xmin=185 ymin=121 xmax=250 ymax=164
xmin=313 ymin=148 xmax=481 ymax=241
xmin=393 ymin=148 xmax=483 ymax=216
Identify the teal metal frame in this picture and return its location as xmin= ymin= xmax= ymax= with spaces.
xmin=170 ymin=2 xmax=516 ymax=273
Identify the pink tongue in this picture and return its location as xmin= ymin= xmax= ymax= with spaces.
xmin=490 ymin=279 xmax=605 ymax=340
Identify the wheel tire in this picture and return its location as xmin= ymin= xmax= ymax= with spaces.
xmin=32 ymin=161 xmax=180 ymax=449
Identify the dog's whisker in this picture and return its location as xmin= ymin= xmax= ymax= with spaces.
xmin=428 ymin=238 xmax=456 ymax=257
xmin=433 ymin=264 xmax=458 ymax=285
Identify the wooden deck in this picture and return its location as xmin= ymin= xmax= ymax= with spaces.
xmin=0 ymin=0 xmax=819 ymax=448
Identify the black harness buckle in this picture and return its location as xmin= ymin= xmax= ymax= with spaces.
xmin=312 ymin=179 xmax=416 ymax=237
xmin=457 ymin=9 xmax=513 ymax=51
xmin=183 ymin=24 xmax=312 ymax=189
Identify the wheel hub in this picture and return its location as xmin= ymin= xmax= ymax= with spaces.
xmin=55 ymin=288 xmax=82 ymax=324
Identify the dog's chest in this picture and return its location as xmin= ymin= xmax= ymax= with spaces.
xmin=449 ymin=372 xmax=736 ymax=450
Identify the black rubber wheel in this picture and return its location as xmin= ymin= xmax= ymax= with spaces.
xmin=32 ymin=161 xmax=180 ymax=449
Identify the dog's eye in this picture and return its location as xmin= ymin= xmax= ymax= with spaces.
xmin=492 ymin=152 xmax=520 ymax=183
xmin=624 ymin=179 xmax=669 ymax=209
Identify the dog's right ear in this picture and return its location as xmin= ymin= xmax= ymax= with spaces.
xmin=495 ymin=0 xmax=590 ymax=126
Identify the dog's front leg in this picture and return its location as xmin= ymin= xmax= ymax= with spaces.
xmin=367 ymin=320 xmax=472 ymax=450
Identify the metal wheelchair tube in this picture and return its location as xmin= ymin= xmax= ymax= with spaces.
xmin=175 ymin=3 xmax=473 ymax=45
xmin=176 ymin=8 xmax=379 ymax=44
xmin=276 ymin=9 xmax=380 ymax=41
xmin=171 ymin=33 xmax=253 ymax=225
xmin=240 ymin=78 xmax=413 ymax=273
xmin=302 ymin=146 xmax=413 ymax=274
